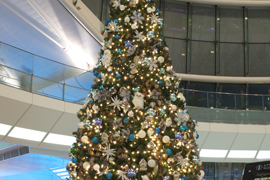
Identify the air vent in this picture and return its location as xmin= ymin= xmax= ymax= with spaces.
xmin=0 ymin=146 xmax=29 ymax=161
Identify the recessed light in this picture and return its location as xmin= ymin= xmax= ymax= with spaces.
xmin=227 ymin=150 xmax=257 ymax=158
xmin=44 ymin=133 xmax=75 ymax=146
xmin=200 ymin=149 xmax=228 ymax=158
xmin=8 ymin=127 xmax=46 ymax=141
xmin=0 ymin=123 xmax=12 ymax=135
xmin=256 ymin=151 xmax=270 ymax=159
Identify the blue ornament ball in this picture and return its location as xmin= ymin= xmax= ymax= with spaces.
xmin=97 ymin=74 xmax=102 ymax=79
xmin=100 ymin=54 xmax=103 ymax=58
xmin=160 ymin=68 xmax=165 ymax=73
xmin=114 ymin=19 xmax=119 ymax=24
xmin=93 ymin=71 xmax=98 ymax=76
xmin=115 ymin=34 xmax=120 ymax=39
xmin=127 ymin=169 xmax=137 ymax=178
xmin=133 ymin=87 xmax=139 ymax=92
xmin=89 ymin=100 xmax=93 ymax=104
xmin=166 ymin=149 xmax=172 ymax=156
xmin=160 ymin=109 xmax=165 ymax=115
xmin=196 ymin=133 xmax=199 ymax=139
xmin=180 ymin=126 xmax=185 ymax=131
xmin=163 ymin=176 xmax=171 ymax=180
xmin=72 ymin=158 xmax=77 ymax=163
xmin=117 ymin=49 xmax=122 ymax=54
xmin=157 ymin=9 xmax=160 ymax=13
xmin=157 ymin=81 xmax=163 ymax=85
xmin=182 ymin=176 xmax=187 ymax=180
xmin=155 ymin=128 xmax=160 ymax=133
xmin=99 ymin=85 xmax=104 ymax=89
xmin=94 ymin=118 xmax=102 ymax=126
xmin=92 ymin=137 xmax=98 ymax=144
xmin=185 ymin=125 xmax=188 ymax=130
xmin=116 ymin=74 xmax=122 ymax=78
xmin=129 ymin=134 xmax=135 ymax=141
xmin=123 ymin=118 xmax=129 ymax=123
xmin=106 ymin=173 xmax=113 ymax=179
xmin=106 ymin=19 xmax=110 ymax=25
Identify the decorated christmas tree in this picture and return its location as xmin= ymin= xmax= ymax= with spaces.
xmin=67 ymin=0 xmax=204 ymax=179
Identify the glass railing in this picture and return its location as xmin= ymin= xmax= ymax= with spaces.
xmin=0 ymin=41 xmax=269 ymax=125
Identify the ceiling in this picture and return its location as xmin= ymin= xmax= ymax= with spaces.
xmin=0 ymin=0 xmax=101 ymax=69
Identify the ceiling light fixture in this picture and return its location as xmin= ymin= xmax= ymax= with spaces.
xmin=8 ymin=127 xmax=46 ymax=141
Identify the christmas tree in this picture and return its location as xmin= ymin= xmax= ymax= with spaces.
xmin=67 ymin=0 xmax=204 ymax=179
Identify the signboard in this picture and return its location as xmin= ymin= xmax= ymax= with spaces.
xmin=242 ymin=161 xmax=270 ymax=180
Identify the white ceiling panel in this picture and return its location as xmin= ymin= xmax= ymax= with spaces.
xmin=229 ymin=133 xmax=264 ymax=151
xmin=259 ymin=134 xmax=270 ymax=150
xmin=3 ymin=136 xmax=41 ymax=147
xmin=14 ymin=105 xmax=63 ymax=132
xmin=32 ymin=94 xmax=64 ymax=112
xmin=0 ymin=96 xmax=31 ymax=125
xmin=39 ymin=142 xmax=71 ymax=152
xmin=202 ymin=132 xmax=237 ymax=150
xmin=48 ymin=112 xmax=78 ymax=136
xmin=196 ymin=131 xmax=209 ymax=149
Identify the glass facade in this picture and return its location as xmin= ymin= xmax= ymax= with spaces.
xmin=89 ymin=0 xmax=270 ymax=77
xmin=202 ymin=162 xmax=245 ymax=180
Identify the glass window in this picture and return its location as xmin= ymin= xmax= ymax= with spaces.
xmin=249 ymin=44 xmax=270 ymax=77
xmin=220 ymin=7 xmax=243 ymax=42
xmin=190 ymin=41 xmax=215 ymax=75
xmin=166 ymin=38 xmax=186 ymax=73
xmin=215 ymin=163 xmax=245 ymax=180
xmin=191 ymin=4 xmax=215 ymax=41
xmin=163 ymin=0 xmax=187 ymax=39
xmin=82 ymin=0 xmax=102 ymax=19
xmin=219 ymin=43 xmax=244 ymax=76
xmin=202 ymin=162 xmax=215 ymax=180
xmin=248 ymin=8 xmax=270 ymax=43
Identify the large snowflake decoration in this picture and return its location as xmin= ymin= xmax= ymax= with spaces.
xmin=174 ymin=110 xmax=189 ymax=125
xmin=117 ymin=170 xmax=129 ymax=180
xmin=97 ymin=167 xmax=111 ymax=176
xmin=174 ymin=153 xmax=189 ymax=169
xmin=102 ymin=144 xmax=116 ymax=161
xmin=148 ymin=58 xmax=158 ymax=70
xmin=109 ymin=96 xmax=123 ymax=110
xmin=134 ymin=30 xmax=144 ymax=41
xmin=107 ymin=21 xmax=120 ymax=32
xmin=150 ymin=13 xmax=158 ymax=23
xmin=131 ymin=11 xmax=144 ymax=24
xmin=112 ymin=0 xmax=121 ymax=9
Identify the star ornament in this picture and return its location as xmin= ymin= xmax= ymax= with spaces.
xmin=148 ymin=58 xmax=158 ymax=70
xmin=134 ymin=30 xmax=145 ymax=41
xmin=131 ymin=11 xmax=144 ymax=24
xmin=117 ymin=170 xmax=129 ymax=180
xmin=112 ymin=0 xmax=121 ymax=9
xmin=107 ymin=21 xmax=120 ymax=32
xmin=150 ymin=13 xmax=158 ymax=23
xmin=102 ymin=144 xmax=116 ymax=161
xmin=109 ymin=96 xmax=123 ymax=110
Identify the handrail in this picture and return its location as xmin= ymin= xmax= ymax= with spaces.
xmin=176 ymin=73 xmax=270 ymax=84
xmin=180 ymin=0 xmax=270 ymax=6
